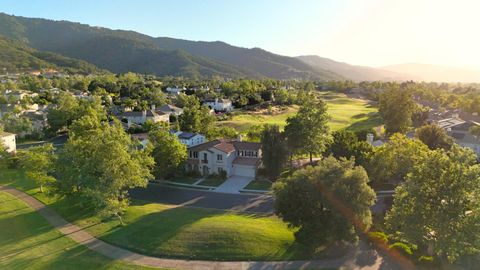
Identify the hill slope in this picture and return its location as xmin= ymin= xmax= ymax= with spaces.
xmin=0 ymin=36 xmax=100 ymax=73
xmin=0 ymin=13 xmax=342 ymax=80
xmin=296 ymin=55 xmax=413 ymax=81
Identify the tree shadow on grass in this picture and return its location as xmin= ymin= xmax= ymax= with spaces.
xmin=346 ymin=112 xmax=383 ymax=132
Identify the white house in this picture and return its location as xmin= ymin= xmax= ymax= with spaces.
xmin=166 ymin=87 xmax=186 ymax=95
xmin=131 ymin=133 xmax=149 ymax=149
xmin=203 ymin=98 xmax=234 ymax=112
xmin=0 ymin=132 xmax=16 ymax=153
xmin=172 ymin=131 xmax=205 ymax=147
xmin=119 ymin=110 xmax=169 ymax=128
xmin=185 ymin=139 xmax=261 ymax=178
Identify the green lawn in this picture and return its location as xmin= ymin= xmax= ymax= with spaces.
xmin=0 ymin=169 xmax=316 ymax=261
xmin=218 ymin=92 xmax=382 ymax=133
xmin=0 ymin=191 xmax=159 ymax=270
xmin=197 ymin=177 xmax=227 ymax=187
xmin=244 ymin=180 xmax=273 ymax=191
xmin=167 ymin=176 xmax=199 ymax=185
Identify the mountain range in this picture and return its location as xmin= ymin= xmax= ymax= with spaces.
xmin=0 ymin=12 xmax=479 ymax=82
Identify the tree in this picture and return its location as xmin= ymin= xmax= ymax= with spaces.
xmin=327 ymin=130 xmax=373 ymax=166
xmin=469 ymin=125 xmax=480 ymax=137
xmin=261 ymin=125 xmax=289 ymax=180
xmin=385 ymin=149 xmax=480 ymax=262
xmin=56 ymin=112 xmax=153 ymax=224
xmin=149 ymin=129 xmax=187 ymax=179
xmin=20 ymin=144 xmax=56 ymax=193
xmin=284 ymin=99 xmax=330 ymax=163
xmin=274 ymin=157 xmax=376 ymax=247
xmin=379 ymin=88 xmax=416 ymax=134
xmin=367 ymin=133 xmax=429 ymax=185
xmin=1 ymin=113 xmax=33 ymax=135
xmin=47 ymin=92 xmax=80 ymax=132
xmin=415 ymin=124 xmax=453 ymax=150
xmin=179 ymin=102 xmax=215 ymax=135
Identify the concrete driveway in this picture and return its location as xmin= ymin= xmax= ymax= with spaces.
xmin=214 ymin=175 xmax=254 ymax=194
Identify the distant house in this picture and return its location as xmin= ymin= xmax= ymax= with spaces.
xmin=119 ymin=110 xmax=169 ymax=128
xmin=23 ymin=111 xmax=48 ymax=135
xmin=443 ymin=120 xmax=480 ymax=156
xmin=185 ymin=139 xmax=261 ymax=178
xmin=156 ymin=104 xmax=183 ymax=117
xmin=4 ymin=90 xmax=37 ymax=101
xmin=166 ymin=87 xmax=186 ymax=95
xmin=172 ymin=131 xmax=205 ymax=147
xmin=203 ymin=98 xmax=234 ymax=112
xmin=0 ymin=132 xmax=16 ymax=153
xmin=131 ymin=133 xmax=149 ymax=149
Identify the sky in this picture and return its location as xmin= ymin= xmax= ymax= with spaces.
xmin=2 ymin=0 xmax=480 ymax=69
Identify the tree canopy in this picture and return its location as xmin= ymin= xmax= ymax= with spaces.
xmin=274 ymin=157 xmax=376 ymax=247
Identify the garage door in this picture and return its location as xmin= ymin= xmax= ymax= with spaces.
xmin=232 ymin=165 xmax=256 ymax=178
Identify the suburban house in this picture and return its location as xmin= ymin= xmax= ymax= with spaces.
xmin=185 ymin=139 xmax=262 ymax=178
xmin=3 ymin=90 xmax=38 ymax=101
xmin=436 ymin=118 xmax=480 ymax=156
xmin=203 ymin=98 xmax=234 ymax=112
xmin=156 ymin=104 xmax=183 ymax=116
xmin=119 ymin=110 xmax=169 ymax=128
xmin=166 ymin=87 xmax=186 ymax=95
xmin=131 ymin=133 xmax=149 ymax=149
xmin=172 ymin=131 xmax=205 ymax=147
xmin=0 ymin=131 xmax=16 ymax=153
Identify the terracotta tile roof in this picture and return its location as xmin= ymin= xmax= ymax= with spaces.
xmin=213 ymin=140 xmax=236 ymax=153
xmin=233 ymin=141 xmax=261 ymax=151
xmin=188 ymin=140 xmax=221 ymax=152
xmin=233 ymin=157 xmax=261 ymax=166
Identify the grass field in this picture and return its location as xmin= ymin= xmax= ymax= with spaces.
xmin=0 ymin=169 xmax=318 ymax=262
xmin=0 ymin=191 xmax=159 ymax=270
xmin=218 ymin=91 xmax=382 ymax=133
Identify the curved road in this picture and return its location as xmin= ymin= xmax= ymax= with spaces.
xmin=129 ymin=184 xmax=275 ymax=213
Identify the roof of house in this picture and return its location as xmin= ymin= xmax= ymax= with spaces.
xmin=188 ymin=139 xmax=260 ymax=154
xmin=157 ymin=104 xmax=183 ymax=113
xmin=437 ymin=118 xmax=466 ymax=129
xmin=131 ymin=133 xmax=149 ymax=141
xmin=233 ymin=141 xmax=261 ymax=151
xmin=232 ymin=157 xmax=261 ymax=166
xmin=203 ymin=98 xmax=231 ymax=104
xmin=121 ymin=110 xmax=158 ymax=118
xmin=178 ymin=132 xmax=199 ymax=139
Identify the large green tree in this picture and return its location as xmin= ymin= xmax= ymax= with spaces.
xmin=327 ymin=130 xmax=373 ymax=167
xmin=56 ymin=112 xmax=153 ymax=223
xmin=379 ymin=88 xmax=416 ymax=134
xmin=149 ymin=129 xmax=187 ymax=179
xmin=415 ymin=124 xmax=453 ymax=150
xmin=261 ymin=125 xmax=289 ymax=180
xmin=274 ymin=157 xmax=376 ymax=247
xmin=284 ymin=98 xmax=330 ymax=163
xmin=19 ymin=143 xmax=56 ymax=193
xmin=367 ymin=133 xmax=429 ymax=185
xmin=385 ymin=149 xmax=480 ymax=262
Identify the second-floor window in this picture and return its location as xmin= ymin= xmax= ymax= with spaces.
xmin=203 ymin=153 xmax=208 ymax=160
xmin=193 ymin=151 xmax=198 ymax=158
xmin=217 ymin=154 xmax=223 ymax=162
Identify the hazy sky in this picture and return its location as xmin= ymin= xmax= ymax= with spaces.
xmin=2 ymin=0 xmax=479 ymax=68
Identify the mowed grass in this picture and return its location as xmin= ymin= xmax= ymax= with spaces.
xmin=218 ymin=92 xmax=382 ymax=133
xmin=0 ymin=191 xmax=159 ymax=270
xmin=0 ymin=169 xmax=310 ymax=261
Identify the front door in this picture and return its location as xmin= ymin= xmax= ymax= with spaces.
xmin=202 ymin=165 xmax=209 ymax=176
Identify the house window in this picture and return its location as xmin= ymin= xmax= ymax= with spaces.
xmin=217 ymin=154 xmax=223 ymax=162
xmin=218 ymin=167 xmax=224 ymax=173
xmin=189 ymin=151 xmax=192 ymax=158
xmin=193 ymin=151 xmax=198 ymax=158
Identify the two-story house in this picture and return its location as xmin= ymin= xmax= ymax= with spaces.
xmin=119 ymin=110 xmax=169 ymax=128
xmin=185 ymin=139 xmax=261 ymax=178
xmin=203 ymin=98 xmax=234 ymax=112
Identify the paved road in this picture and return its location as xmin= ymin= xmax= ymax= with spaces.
xmin=129 ymin=184 xmax=275 ymax=213
xmin=2 ymin=186 xmax=409 ymax=270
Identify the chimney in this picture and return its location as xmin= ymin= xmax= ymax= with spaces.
xmin=151 ymin=104 xmax=156 ymax=111
xmin=237 ymin=134 xmax=243 ymax=142
xmin=366 ymin=133 xmax=374 ymax=145
xmin=142 ymin=110 xmax=147 ymax=122
xmin=127 ymin=118 xmax=132 ymax=129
